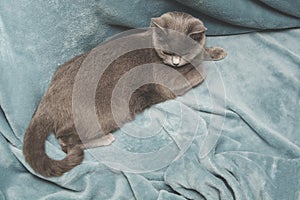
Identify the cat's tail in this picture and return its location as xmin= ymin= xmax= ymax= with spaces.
xmin=23 ymin=114 xmax=84 ymax=177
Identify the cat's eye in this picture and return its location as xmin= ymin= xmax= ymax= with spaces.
xmin=162 ymin=50 xmax=174 ymax=56
xmin=190 ymin=33 xmax=203 ymax=41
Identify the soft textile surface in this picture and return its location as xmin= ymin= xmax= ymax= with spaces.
xmin=1 ymin=0 xmax=300 ymax=199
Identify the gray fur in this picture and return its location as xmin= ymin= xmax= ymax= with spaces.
xmin=23 ymin=11 xmax=226 ymax=177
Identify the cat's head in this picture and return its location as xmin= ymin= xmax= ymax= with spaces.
xmin=151 ymin=12 xmax=207 ymax=67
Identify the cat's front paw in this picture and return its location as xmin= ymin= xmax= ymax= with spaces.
xmin=206 ymin=47 xmax=227 ymax=61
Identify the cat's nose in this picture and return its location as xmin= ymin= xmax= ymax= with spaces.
xmin=172 ymin=56 xmax=181 ymax=66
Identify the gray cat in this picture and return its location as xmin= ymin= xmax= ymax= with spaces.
xmin=23 ymin=11 xmax=226 ymax=177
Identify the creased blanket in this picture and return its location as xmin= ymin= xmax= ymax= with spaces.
xmin=0 ymin=0 xmax=300 ymax=199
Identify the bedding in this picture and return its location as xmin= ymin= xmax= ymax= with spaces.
xmin=0 ymin=0 xmax=299 ymax=199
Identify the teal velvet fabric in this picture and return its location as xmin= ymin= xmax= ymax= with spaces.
xmin=1 ymin=0 xmax=300 ymax=199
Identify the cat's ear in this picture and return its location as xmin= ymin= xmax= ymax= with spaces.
xmin=151 ymin=17 xmax=164 ymax=29
xmin=189 ymin=20 xmax=207 ymax=35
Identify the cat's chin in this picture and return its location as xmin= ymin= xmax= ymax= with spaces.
xmin=164 ymin=62 xmax=189 ymax=68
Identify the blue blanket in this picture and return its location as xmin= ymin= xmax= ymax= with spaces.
xmin=1 ymin=0 xmax=300 ymax=199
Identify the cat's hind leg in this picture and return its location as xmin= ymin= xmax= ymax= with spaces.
xmin=80 ymin=133 xmax=115 ymax=149
xmin=58 ymin=138 xmax=68 ymax=153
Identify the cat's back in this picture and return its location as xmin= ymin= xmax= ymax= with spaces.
xmin=36 ymin=53 xmax=89 ymax=118
xmin=50 ymin=53 xmax=88 ymax=89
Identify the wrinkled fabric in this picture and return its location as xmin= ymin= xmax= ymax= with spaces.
xmin=0 ymin=1 xmax=300 ymax=199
